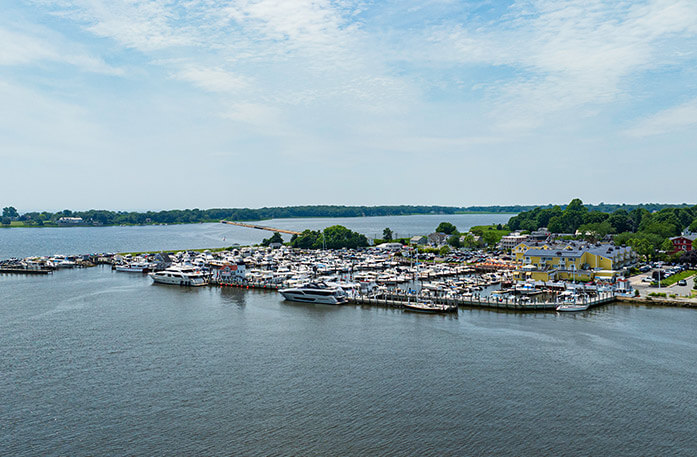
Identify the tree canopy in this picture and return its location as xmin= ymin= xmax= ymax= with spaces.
xmin=436 ymin=222 xmax=457 ymax=235
xmin=290 ymin=225 xmax=368 ymax=250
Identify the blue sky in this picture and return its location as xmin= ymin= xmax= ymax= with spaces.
xmin=1 ymin=0 xmax=696 ymax=211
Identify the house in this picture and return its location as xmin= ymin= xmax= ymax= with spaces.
xmin=529 ymin=228 xmax=551 ymax=241
xmin=376 ymin=242 xmax=404 ymax=251
xmin=427 ymin=232 xmax=449 ymax=246
xmin=57 ymin=217 xmax=83 ymax=225
xmin=410 ymin=235 xmax=428 ymax=246
xmin=670 ymin=234 xmax=697 ymax=253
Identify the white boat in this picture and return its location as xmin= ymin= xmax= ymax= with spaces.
xmin=49 ymin=255 xmax=76 ymax=268
xmin=149 ymin=265 xmax=208 ymax=286
xmin=403 ymin=301 xmax=457 ymax=314
xmin=556 ymin=303 xmax=590 ymax=312
xmin=115 ymin=262 xmax=153 ymax=273
xmin=279 ymin=282 xmax=348 ymax=305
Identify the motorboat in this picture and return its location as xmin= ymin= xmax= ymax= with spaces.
xmin=149 ymin=265 xmax=208 ymax=286
xmin=556 ymin=303 xmax=590 ymax=312
xmin=279 ymin=282 xmax=348 ymax=304
xmin=403 ymin=301 xmax=457 ymax=314
xmin=115 ymin=261 xmax=153 ymax=273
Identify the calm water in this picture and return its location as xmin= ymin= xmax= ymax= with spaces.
xmin=0 ymin=213 xmax=511 ymax=259
xmin=2 ymin=267 xmax=697 ymax=456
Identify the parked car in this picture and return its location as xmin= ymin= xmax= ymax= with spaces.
xmin=678 ymin=279 xmax=687 ymax=286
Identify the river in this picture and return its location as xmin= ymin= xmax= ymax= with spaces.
xmin=2 ymin=214 xmax=697 ymax=455
xmin=0 ymin=213 xmax=512 ymax=259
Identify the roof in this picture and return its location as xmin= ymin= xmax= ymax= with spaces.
xmin=524 ymin=249 xmax=583 ymax=258
xmin=671 ymin=235 xmax=697 ymax=241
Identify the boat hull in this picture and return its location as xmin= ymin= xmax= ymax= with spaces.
xmin=280 ymin=291 xmax=346 ymax=305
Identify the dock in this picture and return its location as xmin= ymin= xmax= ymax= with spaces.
xmin=0 ymin=268 xmax=53 ymax=275
xmin=220 ymin=220 xmax=301 ymax=235
xmin=349 ymin=292 xmax=616 ymax=311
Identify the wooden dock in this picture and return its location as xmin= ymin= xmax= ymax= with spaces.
xmin=220 ymin=220 xmax=301 ymax=235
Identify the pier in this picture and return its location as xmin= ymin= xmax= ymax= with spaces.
xmin=348 ymin=291 xmax=616 ymax=311
xmin=0 ymin=268 xmax=53 ymax=275
xmin=220 ymin=220 xmax=301 ymax=235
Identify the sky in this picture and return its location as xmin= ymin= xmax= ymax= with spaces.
xmin=1 ymin=0 xmax=696 ymax=212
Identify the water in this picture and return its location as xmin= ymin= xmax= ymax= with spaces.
xmin=0 ymin=213 xmax=511 ymax=259
xmin=3 ymin=267 xmax=697 ymax=456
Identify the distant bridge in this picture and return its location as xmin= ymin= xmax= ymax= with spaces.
xmin=220 ymin=220 xmax=302 ymax=236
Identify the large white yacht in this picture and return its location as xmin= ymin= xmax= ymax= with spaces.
xmin=279 ymin=282 xmax=348 ymax=305
xmin=149 ymin=265 xmax=208 ymax=286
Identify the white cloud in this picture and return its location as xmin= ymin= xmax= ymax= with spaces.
xmin=624 ymin=98 xmax=697 ymax=137
xmin=173 ymin=66 xmax=250 ymax=93
xmin=0 ymin=25 xmax=122 ymax=74
xmin=421 ymin=0 xmax=697 ymax=129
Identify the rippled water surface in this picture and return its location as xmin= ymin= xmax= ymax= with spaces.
xmin=0 ymin=213 xmax=512 ymax=258
xmin=2 ymin=267 xmax=697 ymax=456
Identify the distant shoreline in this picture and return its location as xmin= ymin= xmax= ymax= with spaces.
xmin=1 ymin=212 xmax=515 ymax=229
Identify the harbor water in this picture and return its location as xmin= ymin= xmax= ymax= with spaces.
xmin=0 ymin=213 xmax=511 ymax=259
xmin=3 ymin=266 xmax=697 ymax=456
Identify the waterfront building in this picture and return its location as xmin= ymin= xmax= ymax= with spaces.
xmin=512 ymin=242 xmax=636 ymax=282
xmin=500 ymin=232 xmax=530 ymax=251
xmin=427 ymin=232 xmax=448 ymax=247
xmin=410 ymin=235 xmax=428 ymax=246
xmin=57 ymin=217 xmax=84 ymax=225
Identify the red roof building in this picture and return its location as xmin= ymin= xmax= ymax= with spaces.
xmin=670 ymin=235 xmax=697 ymax=254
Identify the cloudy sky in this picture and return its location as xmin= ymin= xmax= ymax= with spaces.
xmin=2 ymin=0 xmax=696 ymax=211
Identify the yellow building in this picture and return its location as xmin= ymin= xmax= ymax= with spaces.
xmin=512 ymin=242 xmax=636 ymax=282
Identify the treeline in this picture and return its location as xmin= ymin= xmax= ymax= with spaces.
xmin=509 ymin=199 xmax=697 ymax=261
xmin=15 ymin=206 xmax=469 ymax=226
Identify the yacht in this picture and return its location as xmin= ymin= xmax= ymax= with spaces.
xmin=556 ymin=303 xmax=590 ymax=312
xmin=279 ymin=282 xmax=348 ymax=305
xmin=149 ymin=265 xmax=208 ymax=286
xmin=115 ymin=261 xmax=153 ymax=273
xmin=48 ymin=255 xmax=76 ymax=269
xmin=403 ymin=301 xmax=457 ymax=314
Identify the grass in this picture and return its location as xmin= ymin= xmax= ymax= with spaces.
xmin=650 ymin=269 xmax=697 ymax=287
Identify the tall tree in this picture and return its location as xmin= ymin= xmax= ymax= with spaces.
xmin=2 ymin=206 xmax=18 ymax=218
xmin=382 ymin=227 xmax=393 ymax=241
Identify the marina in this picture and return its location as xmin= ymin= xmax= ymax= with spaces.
xmin=1 ymin=241 xmax=627 ymax=314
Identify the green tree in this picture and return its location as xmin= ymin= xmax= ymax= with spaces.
xmin=261 ymin=232 xmax=284 ymax=246
xmin=436 ymin=222 xmax=457 ymax=235
xmin=2 ymin=206 xmax=18 ymax=219
xmin=448 ymin=234 xmax=462 ymax=248
xmin=382 ymin=227 xmax=393 ymax=241
xmin=661 ymin=238 xmax=674 ymax=253
xmin=482 ymin=230 xmax=499 ymax=247
xmin=1 ymin=216 xmax=11 ymax=226
xmin=439 ymin=246 xmax=450 ymax=256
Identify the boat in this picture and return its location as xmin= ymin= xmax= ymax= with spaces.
xmin=148 ymin=265 xmax=208 ymax=286
xmin=279 ymin=282 xmax=348 ymax=304
xmin=403 ymin=301 xmax=457 ymax=314
xmin=115 ymin=262 xmax=153 ymax=273
xmin=556 ymin=303 xmax=590 ymax=312
xmin=48 ymin=255 xmax=76 ymax=269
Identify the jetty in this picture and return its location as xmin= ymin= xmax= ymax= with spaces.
xmin=220 ymin=220 xmax=301 ymax=235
